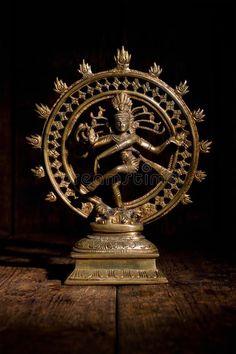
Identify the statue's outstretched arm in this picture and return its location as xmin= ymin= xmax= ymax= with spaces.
xmin=91 ymin=135 xmax=113 ymax=149
xmin=137 ymin=132 xmax=186 ymax=155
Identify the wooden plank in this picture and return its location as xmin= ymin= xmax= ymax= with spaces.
xmin=1 ymin=241 xmax=235 ymax=354
xmin=117 ymin=250 xmax=236 ymax=354
xmin=0 ymin=241 xmax=116 ymax=354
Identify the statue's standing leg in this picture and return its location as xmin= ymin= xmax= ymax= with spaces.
xmin=112 ymin=181 xmax=123 ymax=207
xmin=67 ymin=163 xmax=166 ymax=285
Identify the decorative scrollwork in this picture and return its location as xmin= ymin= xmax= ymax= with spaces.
xmin=35 ymin=103 xmax=51 ymax=119
xmin=181 ymin=194 xmax=192 ymax=205
xmin=54 ymin=77 xmax=68 ymax=93
xmin=149 ymin=62 xmax=162 ymax=77
xmin=45 ymin=191 xmax=57 ymax=202
xmin=26 ymin=134 xmax=41 ymax=148
xmin=200 ymin=140 xmax=212 ymax=153
xmin=195 ymin=170 xmax=207 ymax=182
xmin=175 ymin=80 xmax=189 ymax=96
xmin=69 ymin=268 xmax=162 ymax=281
xmin=193 ymin=108 xmax=205 ymax=123
xmin=78 ymin=60 xmax=93 ymax=78
xmin=28 ymin=47 xmax=210 ymax=224
xmin=114 ymin=46 xmax=131 ymax=71
xmin=31 ymin=165 xmax=45 ymax=178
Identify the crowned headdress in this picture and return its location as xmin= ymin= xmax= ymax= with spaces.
xmin=112 ymin=92 xmax=133 ymax=112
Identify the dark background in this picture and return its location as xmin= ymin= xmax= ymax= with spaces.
xmin=1 ymin=1 xmax=235 ymax=254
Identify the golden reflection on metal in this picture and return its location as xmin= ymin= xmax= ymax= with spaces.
xmin=27 ymin=47 xmax=211 ymax=285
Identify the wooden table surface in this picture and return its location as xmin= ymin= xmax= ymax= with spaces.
xmin=0 ymin=239 xmax=235 ymax=354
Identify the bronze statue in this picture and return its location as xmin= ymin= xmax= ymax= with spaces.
xmin=78 ymin=92 xmax=186 ymax=208
xmin=27 ymin=47 xmax=211 ymax=284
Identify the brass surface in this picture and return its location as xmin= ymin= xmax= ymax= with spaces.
xmin=90 ymin=222 xmax=143 ymax=233
xmin=65 ymin=226 xmax=165 ymax=285
xmin=27 ymin=47 xmax=211 ymax=284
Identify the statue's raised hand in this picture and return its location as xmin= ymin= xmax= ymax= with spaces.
xmin=88 ymin=126 xmax=99 ymax=145
xmin=76 ymin=123 xmax=99 ymax=145
xmin=169 ymin=132 xmax=186 ymax=146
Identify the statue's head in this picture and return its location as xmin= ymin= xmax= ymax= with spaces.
xmin=114 ymin=111 xmax=130 ymax=132
xmin=112 ymin=92 xmax=133 ymax=133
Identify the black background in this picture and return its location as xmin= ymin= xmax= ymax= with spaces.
xmin=1 ymin=1 xmax=235 ymax=254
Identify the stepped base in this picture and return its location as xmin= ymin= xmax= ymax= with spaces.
xmin=65 ymin=222 xmax=168 ymax=285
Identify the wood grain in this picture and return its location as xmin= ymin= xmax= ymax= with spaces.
xmin=0 ymin=241 xmax=116 ymax=354
xmin=0 ymin=241 xmax=235 ymax=354
xmin=117 ymin=250 xmax=236 ymax=354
